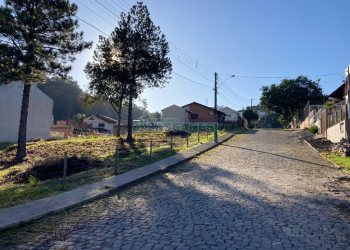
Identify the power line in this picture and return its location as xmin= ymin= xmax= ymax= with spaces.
xmin=218 ymin=92 xmax=240 ymax=108
xmin=171 ymin=56 xmax=213 ymax=83
xmin=74 ymin=15 xmax=108 ymax=36
xmin=102 ymin=0 xmax=125 ymax=15
xmin=118 ymin=0 xmax=131 ymax=9
xmin=95 ymin=0 xmax=121 ymax=19
xmin=221 ymin=84 xmax=250 ymax=104
xmin=76 ymin=0 xmax=115 ymax=27
xmin=109 ymin=0 xmax=128 ymax=12
xmin=76 ymin=1 xmax=216 ymax=85
xmin=220 ymin=73 xmax=343 ymax=79
xmin=169 ymin=39 xmax=214 ymax=74
xmin=173 ymin=72 xmax=212 ymax=89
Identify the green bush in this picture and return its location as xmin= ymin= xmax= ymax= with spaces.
xmin=28 ymin=176 xmax=39 ymax=187
xmin=308 ymin=125 xmax=319 ymax=134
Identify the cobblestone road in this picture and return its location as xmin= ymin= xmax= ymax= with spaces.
xmin=9 ymin=130 xmax=350 ymax=249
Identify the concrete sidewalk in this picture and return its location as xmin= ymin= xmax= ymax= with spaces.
xmin=0 ymin=133 xmax=235 ymax=231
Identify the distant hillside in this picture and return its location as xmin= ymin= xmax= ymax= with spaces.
xmin=38 ymin=78 xmax=149 ymax=122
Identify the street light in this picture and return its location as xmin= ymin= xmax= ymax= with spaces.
xmin=214 ymin=73 xmax=235 ymax=143
xmin=218 ymin=75 xmax=236 ymax=88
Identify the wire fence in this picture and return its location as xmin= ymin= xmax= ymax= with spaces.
xmin=0 ymin=123 xmax=239 ymax=208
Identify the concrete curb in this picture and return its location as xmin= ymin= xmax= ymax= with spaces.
xmin=303 ymin=139 xmax=342 ymax=169
xmin=0 ymin=132 xmax=237 ymax=231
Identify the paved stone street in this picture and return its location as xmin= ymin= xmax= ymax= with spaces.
xmin=7 ymin=130 xmax=350 ymax=249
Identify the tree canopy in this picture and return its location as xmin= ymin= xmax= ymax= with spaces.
xmin=260 ymin=76 xmax=324 ymax=127
xmin=39 ymin=78 xmax=149 ymax=122
xmin=111 ymin=2 xmax=172 ymax=141
xmin=0 ymin=0 xmax=91 ymax=161
xmin=243 ymin=108 xmax=259 ymax=128
xmin=85 ymin=35 xmax=129 ymax=136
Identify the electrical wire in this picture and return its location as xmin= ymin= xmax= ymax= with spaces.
xmin=76 ymin=0 xmax=115 ymax=27
xmin=95 ymin=0 xmax=121 ymax=19
xmin=220 ymin=73 xmax=343 ymax=79
xmin=74 ymin=15 xmax=109 ymax=36
xmin=173 ymin=72 xmax=212 ymax=89
xmin=218 ymin=92 xmax=240 ymax=108
xmin=109 ymin=0 xmax=128 ymax=12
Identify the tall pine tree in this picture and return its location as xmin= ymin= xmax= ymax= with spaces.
xmin=113 ymin=2 xmax=172 ymax=142
xmin=0 ymin=0 xmax=91 ymax=161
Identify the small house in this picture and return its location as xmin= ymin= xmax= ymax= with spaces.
xmin=161 ymin=105 xmax=189 ymax=123
xmin=182 ymin=102 xmax=225 ymax=123
xmin=82 ymin=114 xmax=117 ymax=133
xmin=219 ymin=107 xmax=239 ymax=122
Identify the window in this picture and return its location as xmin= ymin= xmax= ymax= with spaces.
xmin=98 ymin=123 xmax=105 ymax=128
xmin=209 ymin=112 xmax=213 ymax=116
xmin=191 ymin=114 xmax=198 ymax=119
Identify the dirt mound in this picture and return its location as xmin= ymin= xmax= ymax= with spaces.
xmin=6 ymin=156 xmax=101 ymax=183
xmin=331 ymin=139 xmax=350 ymax=156
xmin=307 ymin=138 xmax=333 ymax=151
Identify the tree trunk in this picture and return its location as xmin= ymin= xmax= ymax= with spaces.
xmin=116 ymin=107 xmax=122 ymax=137
xmin=16 ymin=83 xmax=31 ymax=161
xmin=126 ymin=92 xmax=133 ymax=142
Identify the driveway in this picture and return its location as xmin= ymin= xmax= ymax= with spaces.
xmin=7 ymin=129 xmax=350 ymax=249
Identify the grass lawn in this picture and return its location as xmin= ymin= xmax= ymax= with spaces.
xmin=0 ymin=127 xmax=244 ymax=208
xmin=321 ymin=152 xmax=350 ymax=174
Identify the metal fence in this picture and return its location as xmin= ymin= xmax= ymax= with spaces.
xmin=302 ymin=100 xmax=324 ymax=120
xmin=327 ymin=102 xmax=347 ymax=128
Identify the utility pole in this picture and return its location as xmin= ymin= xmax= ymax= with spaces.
xmin=251 ymin=98 xmax=253 ymax=109
xmin=214 ymin=72 xmax=218 ymax=143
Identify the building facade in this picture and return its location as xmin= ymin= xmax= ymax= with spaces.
xmin=161 ymin=105 xmax=189 ymax=122
xmin=219 ymin=107 xmax=239 ymax=122
xmin=182 ymin=102 xmax=225 ymax=123
xmin=0 ymin=82 xmax=53 ymax=142
xmin=82 ymin=114 xmax=117 ymax=132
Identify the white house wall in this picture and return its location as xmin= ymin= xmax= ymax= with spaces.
xmin=0 ymin=82 xmax=53 ymax=142
xmin=220 ymin=107 xmax=239 ymax=122
xmin=326 ymin=121 xmax=346 ymax=143
xmin=162 ymin=105 xmax=189 ymax=122
xmin=82 ymin=116 xmax=114 ymax=131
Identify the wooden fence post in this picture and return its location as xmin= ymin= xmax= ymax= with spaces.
xmin=62 ymin=152 xmax=67 ymax=189
xmin=197 ymin=125 xmax=200 ymax=144
xmin=170 ymin=135 xmax=173 ymax=150
xmin=150 ymin=140 xmax=153 ymax=159
xmin=206 ymin=123 xmax=209 ymax=139
xmin=114 ymin=143 xmax=119 ymax=175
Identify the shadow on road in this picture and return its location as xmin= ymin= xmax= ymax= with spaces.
xmin=221 ymin=143 xmax=333 ymax=169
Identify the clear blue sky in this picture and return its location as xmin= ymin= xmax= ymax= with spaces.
xmin=68 ymin=0 xmax=350 ymax=112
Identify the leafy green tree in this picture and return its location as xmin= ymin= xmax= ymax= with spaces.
xmin=112 ymin=2 xmax=172 ymax=142
xmin=243 ymin=108 xmax=259 ymax=128
xmin=260 ymin=76 xmax=324 ymax=127
xmin=149 ymin=111 xmax=161 ymax=122
xmin=39 ymin=78 xmax=84 ymax=121
xmin=85 ymin=36 xmax=129 ymax=136
xmin=73 ymin=113 xmax=86 ymax=125
xmin=257 ymin=112 xmax=281 ymax=128
xmin=0 ymin=0 xmax=91 ymax=161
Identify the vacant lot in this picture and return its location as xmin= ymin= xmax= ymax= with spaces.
xmin=0 ymin=128 xmax=240 ymax=208
xmin=2 ymin=129 xmax=349 ymax=249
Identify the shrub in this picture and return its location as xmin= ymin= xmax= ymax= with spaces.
xmin=165 ymin=130 xmax=189 ymax=138
xmin=28 ymin=175 xmax=39 ymax=187
xmin=308 ymin=125 xmax=319 ymax=134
